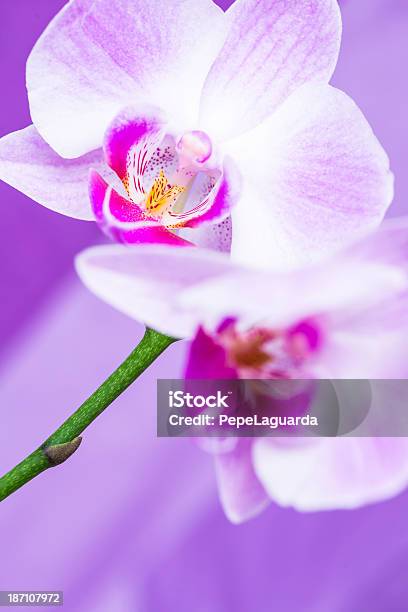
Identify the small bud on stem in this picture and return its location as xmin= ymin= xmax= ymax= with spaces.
xmin=43 ymin=437 xmax=83 ymax=466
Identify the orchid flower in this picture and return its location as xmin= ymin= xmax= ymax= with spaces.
xmin=0 ymin=0 xmax=393 ymax=266
xmin=76 ymin=218 xmax=408 ymax=521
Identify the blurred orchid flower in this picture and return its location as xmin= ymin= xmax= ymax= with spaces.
xmin=76 ymin=217 xmax=408 ymax=521
xmin=0 ymin=0 xmax=393 ymax=265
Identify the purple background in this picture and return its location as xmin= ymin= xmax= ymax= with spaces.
xmin=1 ymin=1 xmax=408 ymax=610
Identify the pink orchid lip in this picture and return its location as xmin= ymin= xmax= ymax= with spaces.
xmin=286 ymin=318 xmax=322 ymax=361
xmin=177 ymin=130 xmax=213 ymax=165
xmin=187 ymin=317 xmax=324 ymax=381
xmin=88 ymin=109 xmax=239 ymax=246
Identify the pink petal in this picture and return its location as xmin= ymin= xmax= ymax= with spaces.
xmin=313 ymin=299 xmax=408 ymax=378
xmin=215 ymin=440 xmax=270 ymax=524
xmin=200 ymin=0 xmax=341 ymax=141
xmin=345 ymin=216 xmax=408 ymax=269
xmin=253 ymin=435 xmax=408 ymax=511
xmin=179 ymin=255 xmax=405 ymax=336
xmin=229 ymin=84 xmax=394 ymax=269
xmin=315 ymin=329 xmax=408 ymax=379
xmin=306 ymin=219 xmax=408 ymax=378
xmin=89 ymin=170 xmax=191 ymax=246
xmin=75 ymin=245 xmax=240 ymax=338
xmin=27 ymin=0 xmax=228 ymax=158
xmin=0 ymin=125 xmax=108 ymax=220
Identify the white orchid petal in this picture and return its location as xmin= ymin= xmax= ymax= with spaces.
xmin=75 ymin=244 xmax=240 ymax=338
xmin=200 ymin=0 xmax=341 ymax=140
xmin=229 ymin=84 xmax=393 ymax=269
xmin=0 ymin=125 xmax=108 ymax=220
xmin=27 ymin=0 xmax=228 ymax=158
xmin=253 ymin=436 xmax=408 ymax=511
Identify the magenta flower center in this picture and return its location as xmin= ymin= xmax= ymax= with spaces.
xmin=124 ymin=130 xmax=220 ymax=228
xmin=217 ymin=318 xmax=322 ymax=378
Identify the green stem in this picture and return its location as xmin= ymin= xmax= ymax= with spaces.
xmin=0 ymin=328 xmax=177 ymax=502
